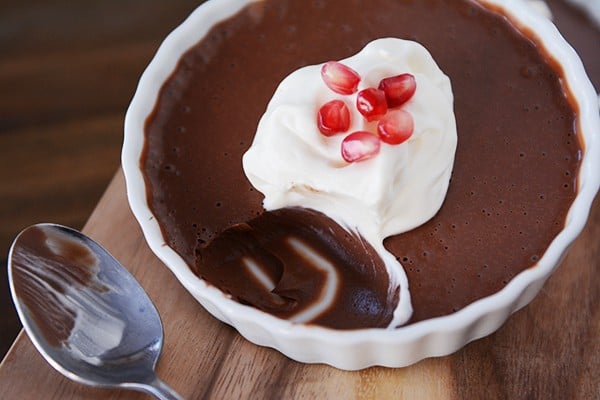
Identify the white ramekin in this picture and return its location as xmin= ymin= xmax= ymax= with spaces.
xmin=122 ymin=0 xmax=600 ymax=370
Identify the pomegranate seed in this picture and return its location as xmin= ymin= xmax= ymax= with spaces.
xmin=356 ymin=88 xmax=388 ymax=121
xmin=317 ymin=100 xmax=351 ymax=136
xmin=321 ymin=61 xmax=361 ymax=95
xmin=378 ymin=73 xmax=416 ymax=108
xmin=341 ymin=131 xmax=381 ymax=163
xmin=377 ymin=109 xmax=414 ymax=145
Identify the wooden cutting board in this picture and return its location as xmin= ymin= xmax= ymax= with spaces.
xmin=0 ymin=169 xmax=598 ymax=399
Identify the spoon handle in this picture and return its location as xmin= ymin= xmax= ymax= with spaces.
xmin=141 ymin=377 xmax=184 ymax=400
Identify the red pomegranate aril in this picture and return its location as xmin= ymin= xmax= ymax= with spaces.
xmin=321 ymin=61 xmax=361 ymax=95
xmin=377 ymin=109 xmax=414 ymax=145
xmin=356 ymin=88 xmax=388 ymax=121
xmin=341 ymin=131 xmax=381 ymax=163
xmin=317 ymin=100 xmax=351 ymax=136
xmin=378 ymin=73 xmax=416 ymax=108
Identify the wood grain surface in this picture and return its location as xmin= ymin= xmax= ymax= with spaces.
xmin=1 ymin=0 xmax=598 ymax=399
xmin=0 ymin=170 xmax=597 ymax=399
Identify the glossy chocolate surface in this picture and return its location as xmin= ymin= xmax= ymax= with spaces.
xmin=196 ymin=207 xmax=398 ymax=329
xmin=11 ymin=226 xmax=101 ymax=347
xmin=142 ymin=0 xmax=582 ymax=328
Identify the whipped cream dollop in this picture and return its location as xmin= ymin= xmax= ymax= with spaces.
xmin=243 ymin=38 xmax=457 ymax=326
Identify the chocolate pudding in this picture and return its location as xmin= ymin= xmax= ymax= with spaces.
xmin=142 ymin=0 xmax=582 ymax=328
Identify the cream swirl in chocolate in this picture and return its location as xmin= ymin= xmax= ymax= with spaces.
xmin=196 ymin=207 xmax=398 ymax=329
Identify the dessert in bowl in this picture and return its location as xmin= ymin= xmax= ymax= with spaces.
xmin=122 ymin=0 xmax=600 ymax=369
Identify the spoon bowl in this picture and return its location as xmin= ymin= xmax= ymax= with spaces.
xmin=8 ymin=224 xmax=183 ymax=399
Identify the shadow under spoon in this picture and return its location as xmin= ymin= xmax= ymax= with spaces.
xmin=7 ymin=223 xmax=183 ymax=400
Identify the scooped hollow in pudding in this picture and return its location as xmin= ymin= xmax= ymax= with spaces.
xmin=195 ymin=207 xmax=398 ymax=329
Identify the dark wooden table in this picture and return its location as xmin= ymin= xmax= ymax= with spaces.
xmin=0 ymin=1 xmax=598 ymax=399
xmin=0 ymin=0 xmax=202 ymax=357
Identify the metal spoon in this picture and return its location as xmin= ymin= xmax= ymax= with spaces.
xmin=8 ymin=223 xmax=183 ymax=400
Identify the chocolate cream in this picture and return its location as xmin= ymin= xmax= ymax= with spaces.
xmin=10 ymin=226 xmax=102 ymax=347
xmin=142 ymin=0 xmax=582 ymax=328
